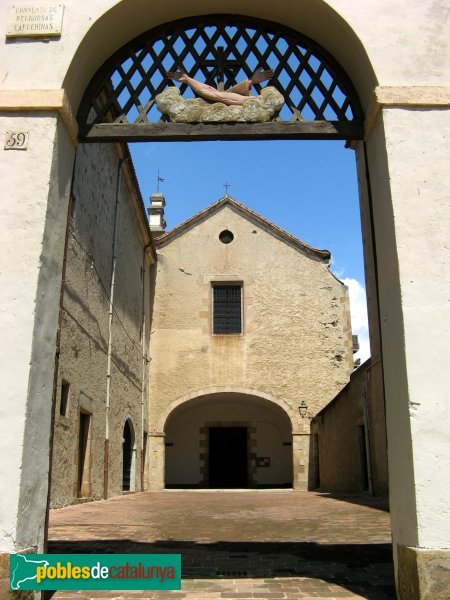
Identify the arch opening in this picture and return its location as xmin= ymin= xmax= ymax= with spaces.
xmin=53 ymin=7 xmax=382 ymax=505
xmin=38 ymin=3 xmax=402 ymax=596
xmin=76 ymin=15 xmax=364 ymax=142
xmin=164 ymin=392 xmax=294 ymax=489
xmin=122 ymin=418 xmax=136 ymax=492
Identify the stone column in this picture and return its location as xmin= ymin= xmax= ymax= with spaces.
xmin=148 ymin=432 xmax=166 ymax=490
xmin=0 ymin=107 xmax=75 ymax=592
xmin=359 ymin=91 xmax=450 ymax=599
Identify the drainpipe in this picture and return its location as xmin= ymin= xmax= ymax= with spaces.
xmin=140 ymin=243 xmax=151 ymax=491
xmin=104 ymin=156 xmax=126 ymax=499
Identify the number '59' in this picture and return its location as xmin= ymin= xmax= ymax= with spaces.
xmin=5 ymin=131 xmax=29 ymax=150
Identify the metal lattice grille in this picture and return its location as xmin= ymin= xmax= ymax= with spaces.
xmin=213 ymin=285 xmax=242 ymax=334
xmin=78 ymin=15 xmax=363 ymax=128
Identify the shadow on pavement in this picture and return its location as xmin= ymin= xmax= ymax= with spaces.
xmin=47 ymin=538 xmax=395 ymax=599
xmin=314 ymin=493 xmax=390 ymax=512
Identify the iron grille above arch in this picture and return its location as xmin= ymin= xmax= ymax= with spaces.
xmin=78 ymin=15 xmax=364 ymax=142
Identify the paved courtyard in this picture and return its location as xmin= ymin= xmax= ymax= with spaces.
xmin=47 ymin=490 xmax=395 ymax=599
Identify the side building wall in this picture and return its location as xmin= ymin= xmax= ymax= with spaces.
xmin=50 ymin=142 xmax=154 ymax=508
xmin=310 ymin=357 xmax=388 ymax=496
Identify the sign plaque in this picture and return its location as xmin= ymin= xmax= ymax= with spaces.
xmin=5 ymin=4 xmax=64 ymax=38
xmin=4 ymin=131 xmax=30 ymax=150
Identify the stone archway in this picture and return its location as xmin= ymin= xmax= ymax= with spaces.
xmin=1 ymin=3 xmax=449 ymax=598
xmin=75 ymin=14 xmax=364 ymax=144
xmin=62 ymin=0 xmax=376 ymax=114
xmin=159 ymin=389 xmax=297 ymax=490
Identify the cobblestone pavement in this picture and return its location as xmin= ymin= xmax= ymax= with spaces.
xmin=47 ymin=490 xmax=395 ymax=599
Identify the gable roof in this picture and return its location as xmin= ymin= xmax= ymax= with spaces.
xmin=154 ymin=195 xmax=331 ymax=262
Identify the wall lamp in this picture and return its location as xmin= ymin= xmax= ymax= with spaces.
xmin=298 ymin=400 xmax=308 ymax=418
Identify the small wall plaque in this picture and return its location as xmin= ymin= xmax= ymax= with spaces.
xmin=6 ymin=4 xmax=64 ymax=38
xmin=4 ymin=130 xmax=29 ymax=150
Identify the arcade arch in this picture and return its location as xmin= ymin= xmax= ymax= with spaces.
xmin=162 ymin=390 xmax=296 ymax=490
xmin=62 ymin=0 xmax=376 ymax=114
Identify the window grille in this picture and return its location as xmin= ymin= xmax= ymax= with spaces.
xmin=213 ymin=285 xmax=242 ymax=334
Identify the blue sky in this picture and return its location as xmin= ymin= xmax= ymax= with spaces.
xmin=130 ymin=140 xmax=370 ymax=360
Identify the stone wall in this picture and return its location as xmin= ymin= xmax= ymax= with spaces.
xmin=311 ymin=357 xmax=388 ymax=496
xmin=50 ymin=142 xmax=153 ymax=507
xmin=149 ymin=201 xmax=354 ymax=488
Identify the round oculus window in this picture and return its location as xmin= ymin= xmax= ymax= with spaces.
xmin=219 ymin=229 xmax=234 ymax=244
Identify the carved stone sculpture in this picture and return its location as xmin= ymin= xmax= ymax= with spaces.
xmin=155 ymin=68 xmax=284 ymax=123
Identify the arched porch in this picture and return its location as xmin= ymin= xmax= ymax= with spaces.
xmin=162 ymin=391 xmax=295 ymax=490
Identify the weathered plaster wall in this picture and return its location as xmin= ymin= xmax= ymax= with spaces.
xmin=0 ymin=115 xmax=74 ymax=553
xmin=311 ymin=357 xmax=388 ymax=496
xmin=361 ymin=106 xmax=450 ymax=594
xmin=50 ymin=142 xmax=151 ymax=507
xmin=2 ymin=0 xmax=449 ymax=111
xmin=368 ymin=108 xmax=450 ymax=549
xmin=149 ymin=203 xmax=354 ymax=488
xmin=0 ymin=1 xmax=448 ymax=130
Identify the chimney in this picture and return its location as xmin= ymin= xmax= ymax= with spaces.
xmin=147 ymin=192 xmax=166 ymax=234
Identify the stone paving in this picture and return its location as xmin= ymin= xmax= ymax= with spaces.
xmin=47 ymin=490 xmax=395 ymax=599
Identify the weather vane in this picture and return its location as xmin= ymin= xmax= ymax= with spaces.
xmin=157 ymin=169 xmax=165 ymax=192
xmin=223 ymin=182 xmax=231 ymax=195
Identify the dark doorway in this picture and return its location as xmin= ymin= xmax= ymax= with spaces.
xmin=209 ymin=427 xmax=248 ymax=488
xmin=122 ymin=420 xmax=134 ymax=491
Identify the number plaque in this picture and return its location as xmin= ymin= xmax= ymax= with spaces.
xmin=4 ymin=131 xmax=30 ymax=150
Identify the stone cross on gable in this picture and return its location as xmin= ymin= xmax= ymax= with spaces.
xmin=200 ymin=46 xmax=240 ymax=91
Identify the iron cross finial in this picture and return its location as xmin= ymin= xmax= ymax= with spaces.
xmin=223 ymin=182 xmax=231 ymax=195
xmin=200 ymin=46 xmax=240 ymax=91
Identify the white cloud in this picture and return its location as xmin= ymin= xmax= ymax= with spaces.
xmin=342 ymin=277 xmax=371 ymax=363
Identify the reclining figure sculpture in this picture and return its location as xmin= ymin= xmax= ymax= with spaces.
xmin=166 ymin=67 xmax=274 ymax=106
xmin=156 ymin=67 xmax=284 ymax=123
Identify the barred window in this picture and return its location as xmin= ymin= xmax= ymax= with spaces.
xmin=213 ymin=285 xmax=242 ymax=334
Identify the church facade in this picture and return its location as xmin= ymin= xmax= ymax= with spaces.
xmin=149 ymin=196 xmax=354 ymax=490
